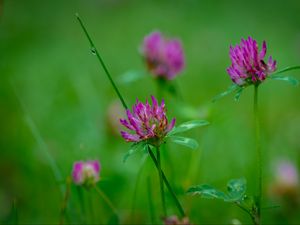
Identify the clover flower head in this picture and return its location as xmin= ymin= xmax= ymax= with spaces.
xmin=142 ymin=31 xmax=185 ymax=80
xmin=72 ymin=160 xmax=101 ymax=187
xmin=120 ymin=96 xmax=175 ymax=146
xmin=227 ymin=36 xmax=277 ymax=86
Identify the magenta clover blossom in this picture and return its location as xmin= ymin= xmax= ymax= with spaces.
xmin=72 ymin=160 xmax=101 ymax=187
xmin=141 ymin=31 xmax=185 ymax=80
xmin=120 ymin=96 xmax=175 ymax=146
xmin=227 ymin=36 xmax=277 ymax=86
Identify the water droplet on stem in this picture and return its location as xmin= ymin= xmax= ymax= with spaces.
xmin=91 ymin=47 xmax=96 ymax=55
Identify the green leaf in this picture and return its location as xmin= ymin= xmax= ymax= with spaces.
xmin=187 ymin=178 xmax=247 ymax=203
xmin=168 ymin=120 xmax=209 ymax=136
xmin=117 ymin=70 xmax=145 ymax=84
xmin=123 ymin=142 xmax=146 ymax=162
xmin=234 ymin=87 xmax=244 ymax=101
xmin=240 ymin=195 xmax=255 ymax=210
xmin=269 ymin=74 xmax=299 ymax=86
xmin=169 ymin=136 xmax=199 ymax=149
xmin=187 ymin=184 xmax=227 ymax=200
xmin=226 ymin=178 xmax=247 ymax=202
xmin=212 ymin=84 xmax=239 ymax=102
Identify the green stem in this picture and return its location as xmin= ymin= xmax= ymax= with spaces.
xmin=94 ymin=186 xmax=118 ymax=215
xmin=59 ymin=177 xmax=71 ymax=225
xmin=147 ymin=176 xmax=155 ymax=224
xmin=130 ymin=156 xmax=147 ymax=223
xmin=254 ymin=84 xmax=262 ymax=225
xmin=156 ymin=146 xmax=167 ymax=216
xmin=235 ymin=202 xmax=255 ymax=223
xmin=76 ymin=14 xmax=128 ymax=109
xmin=12 ymin=198 xmax=18 ymax=225
xmin=11 ymin=81 xmax=65 ymax=197
xmin=76 ymin=187 xmax=87 ymax=223
xmin=147 ymin=146 xmax=185 ymax=217
xmin=272 ymin=65 xmax=300 ymax=75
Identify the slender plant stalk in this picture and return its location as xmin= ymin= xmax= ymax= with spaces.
xmin=130 ymin=156 xmax=147 ymax=223
xmin=147 ymin=176 xmax=155 ymax=224
xmin=59 ymin=177 xmax=72 ymax=225
xmin=87 ymin=190 xmax=95 ymax=223
xmin=12 ymin=198 xmax=18 ymax=225
xmin=76 ymin=187 xmax=87 ymax=223
xmin=148 ymin=146 xmax=185 ymax=217
xmin=272 ymin=65 xmax=300 ymax=75
xmin=254 ymin=84 xmax=262 ymax=225
xmin=156 ymin=146 xmax=167 ymax=216
xmin=76 ymin=14 xmax=185 ymax=218
xmin=235 ymin=202 xmax=256 ymax=225
xmin=76 ymin=14 xmax=128 ymax=109
xmin=94 ymin=185 xmax=118 ymax=215
xmin=11 ymin=82 xmax=66 ymax=196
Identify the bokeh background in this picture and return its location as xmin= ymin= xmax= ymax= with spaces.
xmin=1 ymin=0 xmax=300 ymax=224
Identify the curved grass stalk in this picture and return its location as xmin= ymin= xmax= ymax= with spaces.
xmin=11 ymin=81 xmax=65 ymax=197
xmin=76 ymin=14 xmax=185 ymax=218
xmin=76 ymin=14 xmax=128 ymax=109
xmin=94 ymin=186 xmax=118 ymax=215
xmin=59 ymin=177 xmax=72 ymax=225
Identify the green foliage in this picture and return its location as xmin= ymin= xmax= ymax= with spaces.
xmin=269 ymin=74 xmax=299 ymax=86
xmin=2 ymin=1 xmax=300 ymax=224
xmin=168 ymin=136 xmax=199 ymax=149
xmin=187 ymin=178 xmax=247 ymax=203
xmin=168 ymin=120 xmax=209 ymax=136
xmin=226 ymin=178 xmax=247 ymax=202
xmin=187 ymin=184 xmax=228 ymax=200
xmin=123 ymin=142 xmax=147 ymax=162
xmin=234 ymin=86 xmax=245 ymax=101
xmin=212 ymin=84 xmax=239 ymax=102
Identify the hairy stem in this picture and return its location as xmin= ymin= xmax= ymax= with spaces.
xmin=156 ymin=146 xmax=167 ymax=216
xmin=148 ymin=146 xmax=185 ymax=217
xmin=254 ymin=84 xmax=262 ymax=225
xmin=76 ymin=14 xmax=128 ymax=109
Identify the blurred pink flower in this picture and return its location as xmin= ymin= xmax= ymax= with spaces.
xmin=163 ymin=215 xmax=191 ymax=225
xmin=72 ymin=160 xmax=100 ymax=187
xmin=269 ymin=160 xmax=299 ymax=200
xmin=142 ymin=31 xmax=185 ymax=80
xmin=275 ymin=160 xmax=299 ymax=188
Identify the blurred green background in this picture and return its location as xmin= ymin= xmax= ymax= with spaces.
xmin=1 ymin=0 xmax=300 ymax=224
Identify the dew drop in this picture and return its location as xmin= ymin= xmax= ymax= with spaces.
xmin=90 ymin=47 xmax=96 ymax=55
